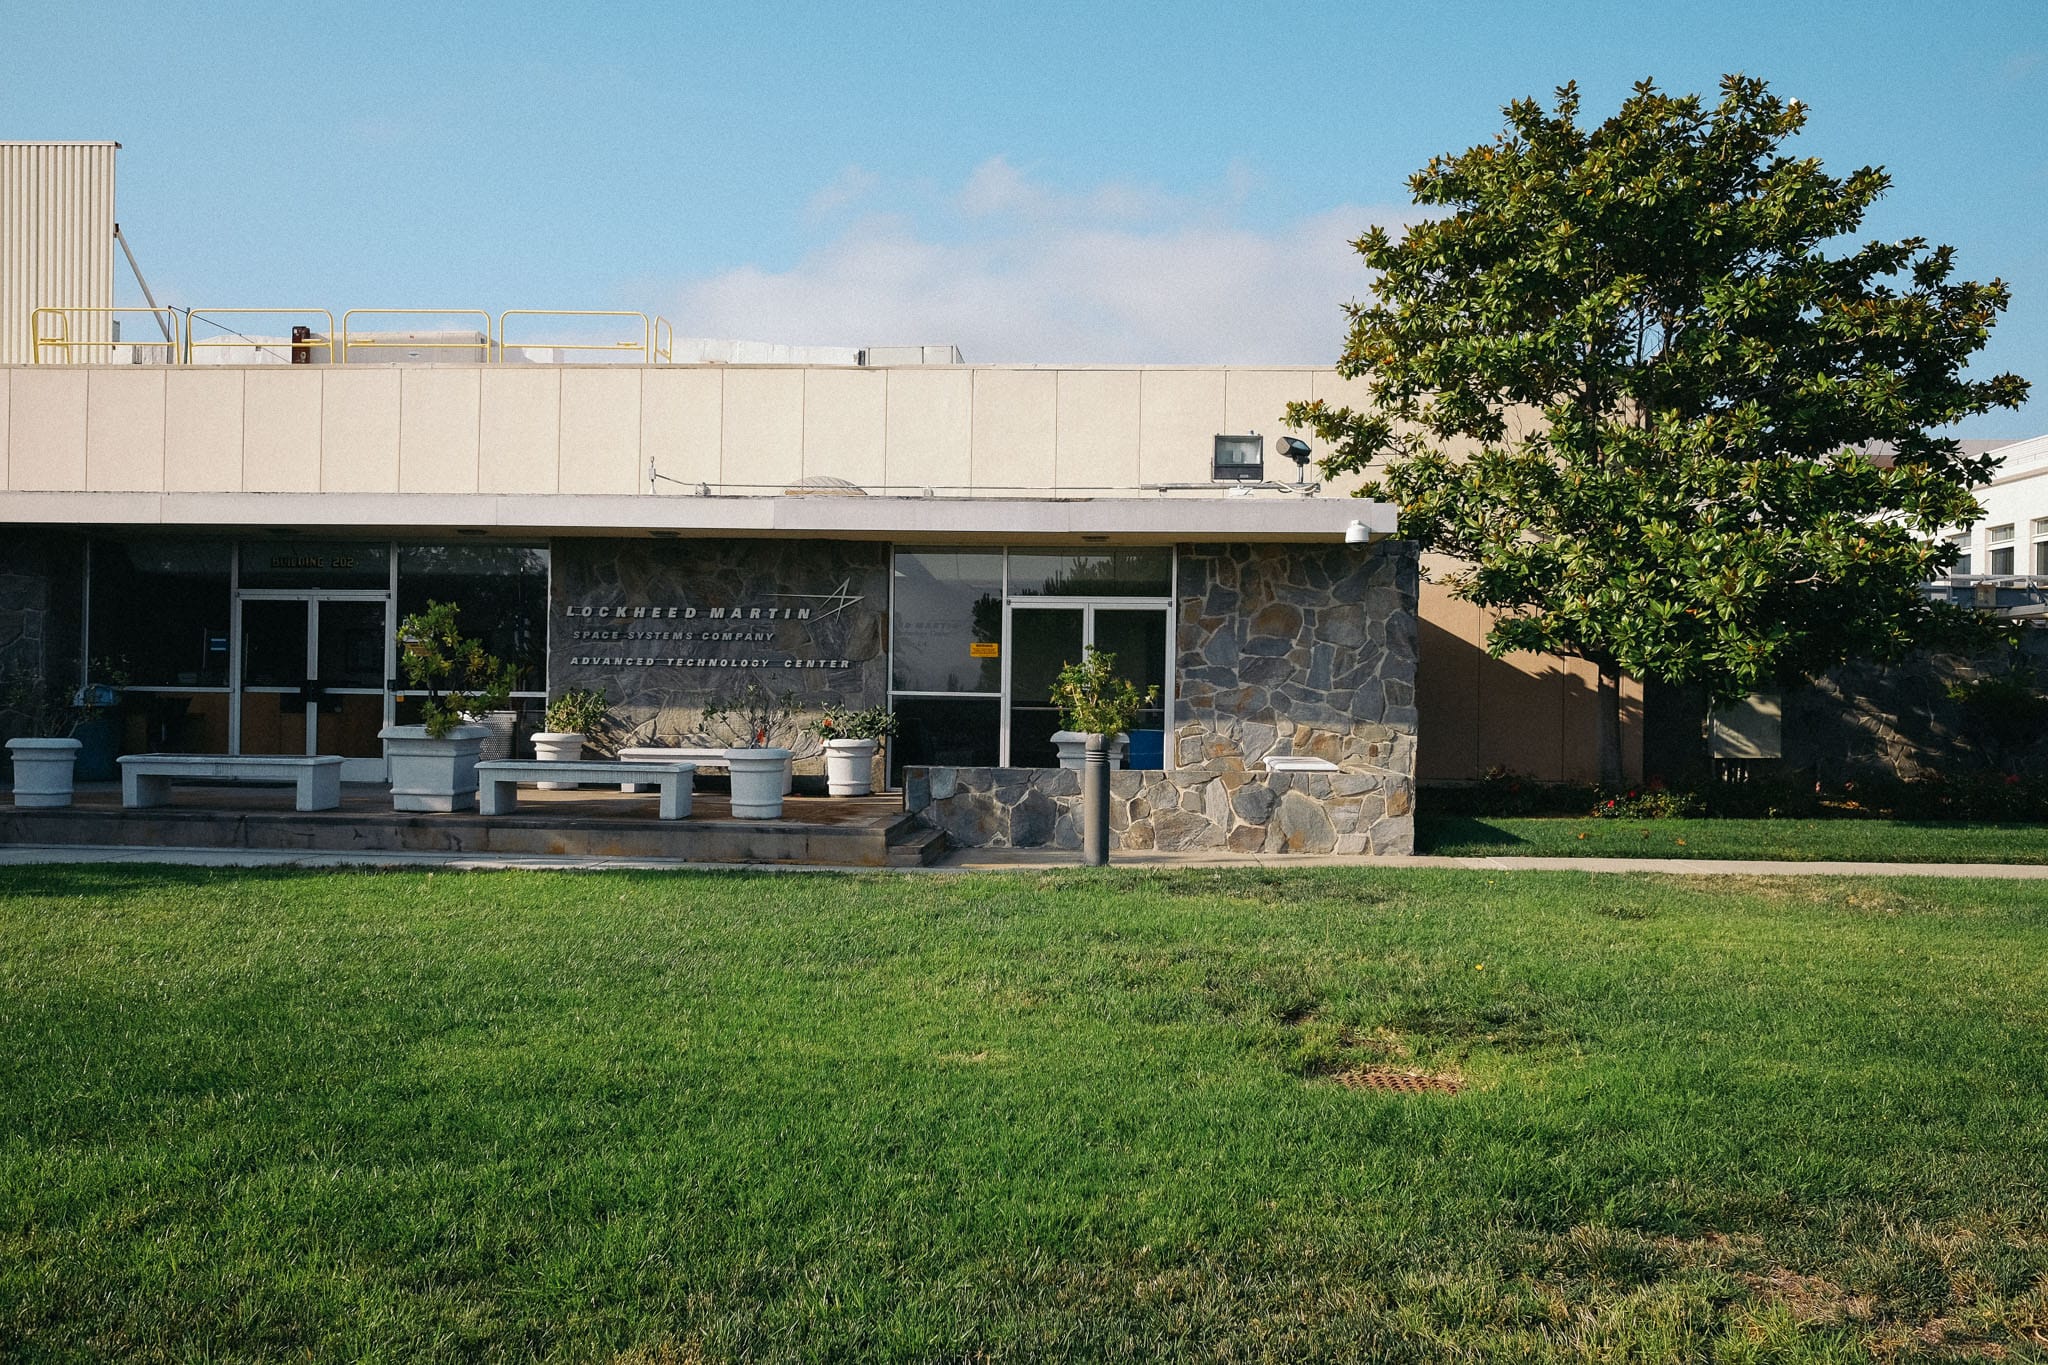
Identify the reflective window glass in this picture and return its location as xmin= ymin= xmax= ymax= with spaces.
xmin=1007 ymin=549 xmax=1170 ymax=598
xmin=891 ymin=549 xmax=1003 ymax=693
xmin=397 ymin=544 xmax=550 ymax=692
xmin=89 ymin=539 xmax=233 ymax=687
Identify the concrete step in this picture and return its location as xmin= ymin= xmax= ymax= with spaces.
xmin=885 ymin=819 xmax=948 ymax=867
xmin=2 ymin=787 xmax=908 ymax=867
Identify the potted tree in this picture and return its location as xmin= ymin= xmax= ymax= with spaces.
xmin=532 ymin=687 xmax=611 ymax=789
xmin=810 ymin=704 xmax=898 ymax=797
xmin=3 ymin=670 xmax=89 ymax=808
xmin=1050 ymin=647 xmax=1159 ymax=772
xmin=380 ymin=601 xmax=514 ymax=812
xmin=700 ymin=680 xmax=795 ymax=819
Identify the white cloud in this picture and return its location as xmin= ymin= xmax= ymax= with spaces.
xmin=666 ymin=159 xmax=1411 ymax=364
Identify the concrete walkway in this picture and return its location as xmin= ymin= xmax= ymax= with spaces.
xmin=2 ymin=842 xmax=2046 ymax=879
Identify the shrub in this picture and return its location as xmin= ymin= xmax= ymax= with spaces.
xmin=394 ymin=602 xmax=515 ymax=739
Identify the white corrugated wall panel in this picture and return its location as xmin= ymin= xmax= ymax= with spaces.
xmin=1 ymin=142 xmax=118 ymax=365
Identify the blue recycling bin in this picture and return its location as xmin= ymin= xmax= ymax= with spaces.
xmin=1125 ymin=728 xmax=1163 ymax=770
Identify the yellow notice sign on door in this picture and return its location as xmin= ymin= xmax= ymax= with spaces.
xmin=969 ymin=642 xmax=1000 ymax=658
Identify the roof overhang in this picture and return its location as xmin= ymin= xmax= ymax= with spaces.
xmin=0 ymin=491 xmax=1401 ymax=544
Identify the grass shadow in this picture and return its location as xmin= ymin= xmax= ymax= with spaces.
xmin=1413 ymin=814 xmax=1533 ymax=855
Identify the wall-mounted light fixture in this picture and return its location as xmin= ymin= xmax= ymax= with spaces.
xmin=1213 ymin=433 xmax=1264 ymax=481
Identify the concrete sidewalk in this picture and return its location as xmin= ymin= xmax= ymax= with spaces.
xmin=2 ymin=841 xmax=2046 ymax=879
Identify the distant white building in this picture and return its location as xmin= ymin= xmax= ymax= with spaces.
xmin=1935 ymin=434 xmax=2048 ymax=618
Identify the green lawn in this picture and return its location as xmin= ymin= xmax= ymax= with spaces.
xmin=3 ymin=866 xmax=2045 ymax=1362
xmin=1418 ymin=814 xmax=2048 ymax=864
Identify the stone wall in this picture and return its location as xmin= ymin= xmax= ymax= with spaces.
xmin=0 ymin=532 xmax=84 ymax=686
xmin=1644 ymin=629 xmax=2048 ymax=784
xmin=905 ymin=538 xmax=1420 ymax=855
xmin=1174 ymin=540 xmax=1418 ymax=775
xmin=904 ymin=763 xmax=1414 ymax=855
xmin=549 ymin=537 xmax=888 ymax=754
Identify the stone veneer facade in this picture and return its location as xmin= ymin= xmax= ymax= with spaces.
xmin=904 ymin=539 xmax=1420 ymax=855
xmin=549 ymin=537 xmax=889 ymax=753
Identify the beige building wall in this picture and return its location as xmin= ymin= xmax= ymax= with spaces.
xmin=0 ymin=363 xmax=1334 ymax=497
xmin=1415 ymin=569 xmax=1643 ymax=785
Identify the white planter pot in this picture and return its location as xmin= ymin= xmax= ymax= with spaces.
xmin=822 ymin=737 xmax=879 ymax=797
xmin=380 ymin=724 xmax=490 ymax=813
xmin=1051 ymin=731 xmax=1127 ymax=771
xmin=530 ymin=731 xmax=585 ymax=789
xmin=726 ymin=746 xmax=792 ymax=819
xmin=7 ymin=737 xmax=83 ymax=808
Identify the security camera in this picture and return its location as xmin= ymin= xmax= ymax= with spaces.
xmin=1344 ymin=519 xmax=1372 ymax=545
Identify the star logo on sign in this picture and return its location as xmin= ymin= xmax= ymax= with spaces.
xmin=775 ymin=578 xmax=864 ymax=621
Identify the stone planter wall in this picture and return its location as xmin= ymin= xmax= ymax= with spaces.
xmin=903 ymin=763 xmax=1413 ymax=855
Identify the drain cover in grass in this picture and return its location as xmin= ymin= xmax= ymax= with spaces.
xmin=1333 ymin=1068 xmax=1463 ymax=1095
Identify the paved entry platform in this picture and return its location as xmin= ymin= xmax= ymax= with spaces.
xmin=0 ymin=782 xmax=945 ymax=868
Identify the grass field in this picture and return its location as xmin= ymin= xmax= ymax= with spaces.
xmin=1417 ymin=814 xmax=2048 ymax=864
xmin=3 ymin=865 xmax=2045 ymax=1362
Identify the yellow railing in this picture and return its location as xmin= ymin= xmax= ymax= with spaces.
xmin=31 ymin=307 xmax=183 ymax=363
xmin=496 ymin=310 xmax=653 ymax=361
xmin=340 ymin=309 xmax=494 ymax=362
xmin=653 ymin=315 xmax=675 ymax=364
xmin=183 ymin=309 xmax=337 ymax=363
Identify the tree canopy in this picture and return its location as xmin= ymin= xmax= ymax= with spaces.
xmin=1288 ymin=75 xmax=2029 ymax=780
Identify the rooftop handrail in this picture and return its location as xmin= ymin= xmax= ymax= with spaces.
xmin=497 ymin=310 xmax=652 ymax=362
xmin=340 ymin=309 xmax=494 ymax=361
xmin=653 ymin=315 xmax=674 ymax=365
xmin=30 ymin=306 xmax=183 ymax=363
xmin=183 ymin=308 xmax=337 ymax=363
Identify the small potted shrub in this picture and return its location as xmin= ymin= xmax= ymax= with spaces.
xmin=1050 ymin=647 xmax=1159 ymax=771
xmin=810 ymin=704 xmax=899 ymax=797
xmin=532 ymin=687 xmax=611 ymax=788
xmin=3 ymin=670 xmax=89 ymax=808
xmin=380 ymin=601 xmax=514 ymax=812
xmin=700 ymin=679 xmax=796 ymax=819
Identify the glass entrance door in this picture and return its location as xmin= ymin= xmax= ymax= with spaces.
xmin=1003 ymin=603 xmax=1170 ymax=768
xmin=236 ymin=593 xmax=391 ymax=782
xmin=1005 ymin=606 xmax=1084 ymax=769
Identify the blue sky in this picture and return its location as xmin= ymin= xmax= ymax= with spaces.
xmin=8 ymin=0 xmax=2044 ymax=434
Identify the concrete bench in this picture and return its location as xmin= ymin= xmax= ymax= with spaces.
xmin=118 ymin=753 xmax=345 ymax=812
xmin=476 ymin=760 xmax=695 ymax=819
xmin=617 ymin=746 xmax=794 ymax=794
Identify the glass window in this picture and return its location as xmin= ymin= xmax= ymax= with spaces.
xmin=89 ymin=539 xmax=232 ymax=687
xmin=2032 ymin=518 xmax=2048 ymax=538
xmin=1007 ymin=549 xmax=1171 ymax=598
xmin=238 ymin=540 xmax=389 ymax=588
xmin=891 ymin=549 xmax=1003 ymax=693
xmin=1989 ymin=523 xmax=2014 ymax=543
xmin=890 ymin=696 xmax=1000 ymax=783
xmin=397 ymin=544 xmax=550 ymax=692
xmin=2037 ymin=541 xmax=2048 ymax=577
xmin=1990 ymin=546 xmax=2015 ymax=575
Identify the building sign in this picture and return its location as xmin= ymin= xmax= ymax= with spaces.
xmin=237 ymin=541 xmax=390 ymax=588
xmin=562 ymin=581 xmax=867 ymax=672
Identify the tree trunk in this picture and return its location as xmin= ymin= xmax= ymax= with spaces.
xmin=1597 ymin=662 xmax=1625 ymax=790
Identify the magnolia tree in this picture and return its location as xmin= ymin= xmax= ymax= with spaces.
xmin=1289 ymin=76 xmax=2028 ymax=784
